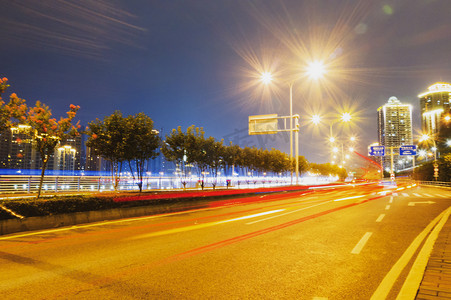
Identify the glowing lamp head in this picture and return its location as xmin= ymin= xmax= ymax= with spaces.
xmin=341 ymin=112 xmax=352 ymax=122
xmin=312 ymin=114 xmax=321 ymax=125
xmin=349 ymin=147 xmax=354 ymax=152
xmin=444 ymin=115 xmax=451 ymax=122
xmin=332 ymin=147 xmax=339 ymax=153
xmin=260 ymin=72 xmax=273 ymax=84
xmin=329 ymin=137 xmax=335 ymax=143
xmin=420 ymin=134 xmax=430 ymax=142
xmin=306 ymin=61 xmax=326 ymax=80
xmin=350 ymin=136 xmax=356 ymax=142
xmin=447 ymin=139 xmax=451 ymax=147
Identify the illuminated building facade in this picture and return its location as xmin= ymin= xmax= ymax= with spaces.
xmin=0 ymin=127 xmax=83 ymax=173
xmin=377 ymin=97 xmax=413 ymax=171
xmin=85 ymin=146 xmax=110 ymax=173
xmin=54 ymin=145 xmax=77 ymax=173
xmin=418 ymin=82 xmax=451 ymax=135
xmin=0 ymin=125 xmax=37 ymax=169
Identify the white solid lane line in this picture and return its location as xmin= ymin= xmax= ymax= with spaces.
xmin=376 ymin=214 xmax=385 ymax=222
xmin=351 ymin=232 xmax=373 ymax=254
xmin=246 ymin=200 xmax=333 ymax=225
xmin=334 ymin=195 xmax=366 ymax=202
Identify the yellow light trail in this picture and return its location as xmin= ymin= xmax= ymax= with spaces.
xmin=129 ymin=209 xmax=285 ymax=239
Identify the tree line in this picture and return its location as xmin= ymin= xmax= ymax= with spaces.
xmin=1 ymin=76 xmax=348 ymax=197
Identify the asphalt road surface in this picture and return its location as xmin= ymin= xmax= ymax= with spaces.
xmin=1 ymin=182 xmax=450 ymax=299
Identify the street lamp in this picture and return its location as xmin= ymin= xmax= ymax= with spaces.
xmin=420 ymin=133 xmax=439 ymax=181
xmin=259 ymin=61 xmax=326 ymax=185
xmin=420 ymin=134 xmax=437 ymax=161
xmin=306 ymin=61 xmax=326 ymax=80
xmin=260 ymin=72 xmax=273 ymax=84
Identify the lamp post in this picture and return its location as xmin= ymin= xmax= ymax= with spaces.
xmin=420 ymin=133 xmax=438 ymax=180
xmin=259 ymin=60 xmax=325 ymax=185
xmin=327 ymin=113 xmax=353 ymax=164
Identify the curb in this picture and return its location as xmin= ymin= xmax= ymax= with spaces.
xmin=0 ymin=203 xmax=204 ymax=236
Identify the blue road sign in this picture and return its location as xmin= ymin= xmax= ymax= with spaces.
xmin=369 ymin=145 xmax=385 ymax=156
xmin=400 ymin=145 xmax=417 ymax=156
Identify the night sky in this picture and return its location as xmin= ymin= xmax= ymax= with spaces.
xmin=1 ymin=0 xmax=450 ymax=164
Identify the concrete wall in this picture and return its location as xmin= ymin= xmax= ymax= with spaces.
xmin=0 ymin=205 xmax=175 ymax=236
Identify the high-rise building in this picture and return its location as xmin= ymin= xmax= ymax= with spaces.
xmin=54 ymin=145 xmax=77 ymax=174
xmin=418 ymin=82 xmax=451 ymax=135
xmin=85 ymin=146 xmax=110 ymax=173
xmin=0 ymin=125 xmax=38 ymax=170
xmin=0 ymin=127 xmax=83 ymax=173
xmin=377 ymin=96 xmax=413 ymax=171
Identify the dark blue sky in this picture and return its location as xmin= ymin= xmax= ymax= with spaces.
xmin=1 ymin=0 xmax=450 ymax=163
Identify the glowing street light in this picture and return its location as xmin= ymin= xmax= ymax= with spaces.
xmin=312 ymin=114 xmax=321 ymax=125
xmin=420 ymin=134 xmax=430 ymax=142
xmin=329 ymin=137 xmax=335 ymax=143
xmin=341 ymin=112 xmax=352 ymax=122
xmin=306 ymin=61 xmax=326 ymax=80
xmin=260 ymin=72 xmax=273 ymax=85
xmin=256 ymin=61 xmax=327 ymax=185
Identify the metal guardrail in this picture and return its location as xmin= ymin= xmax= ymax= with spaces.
xmin=416 ymin=181 xmax=451 ymax=188
xmin=0 ymin=175 xmax=294 ymax=195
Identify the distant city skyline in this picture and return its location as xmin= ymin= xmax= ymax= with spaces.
xmin=1 ymin=1 xmax=450 ymax=164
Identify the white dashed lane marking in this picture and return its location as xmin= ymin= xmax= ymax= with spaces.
xmin=351 ymin=232 xmax=373 ymax=254
xmin=434 ymin=194 xmax=449 ymax=198
xmin=376 ymin=214 xmax=385 ymax=222
xmin=423 ymin=193 xmax=434 ymax=198
xmin=413 ymin=193 xmax=421 ymax=197
xmin=402 ymin=193 xmax=409 ymax=197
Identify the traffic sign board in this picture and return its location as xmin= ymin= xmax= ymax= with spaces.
xmin=400 ymin=145 xmax=417 ymax=156
xmin=369 ymin=145 xmax=385 ymax=156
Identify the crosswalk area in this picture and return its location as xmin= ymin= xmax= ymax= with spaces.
xmin=397 ymin=191 xmax=450 ymax=199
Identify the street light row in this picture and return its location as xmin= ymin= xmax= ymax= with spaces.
xmin=257 ymin=61 xmax=358 ymax=182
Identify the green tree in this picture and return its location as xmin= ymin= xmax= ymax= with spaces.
xmin=86 ymin=111 xmax=126 ymax=191
xmin=205 ymin=138 xmax=224 ymax=189
xmin=123 ymin=113 xmax=160 ymax=192
xmin=0 ymin=78 xmax=27 ymax=133
xmin=223 ymin=143 xmax=241 ymax=187
xmin=25 ymin=101 xmax=80 ymax=198
xmin=162 ymin=125 xmax=204 ymax=189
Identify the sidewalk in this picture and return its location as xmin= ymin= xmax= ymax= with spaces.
xmin=416 ymin=215 xmax=451 ymax=299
